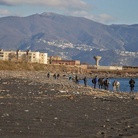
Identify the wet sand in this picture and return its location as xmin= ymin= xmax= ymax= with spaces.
xmin=0 ymin=71 xmax=138 ymax=138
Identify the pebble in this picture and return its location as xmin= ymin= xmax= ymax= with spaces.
xmin=0 ymin=70 xmax=137 ymax=99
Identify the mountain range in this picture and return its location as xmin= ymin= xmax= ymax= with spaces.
xmin=0 ymin=12 xmax=138 ymax=66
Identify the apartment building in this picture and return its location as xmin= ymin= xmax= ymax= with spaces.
xmin=0 ymin=50 xmax=14 ymax=61
xmin=0 ymin=49 xmax=48 ymax=64
xmin=39 ymin=53 xmax=48 ymax=64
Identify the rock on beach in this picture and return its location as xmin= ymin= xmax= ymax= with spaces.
xmin=0 ymin=71 xmax=138 ymax=138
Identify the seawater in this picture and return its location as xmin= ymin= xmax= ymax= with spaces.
xmin=79 ymin=78 xmax=138 ymax=93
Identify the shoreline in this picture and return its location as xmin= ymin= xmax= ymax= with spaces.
xmin=0 ymin=71 xmax=138 ymax=137
xmin=0 ymin=70 xmax=137 ymax=99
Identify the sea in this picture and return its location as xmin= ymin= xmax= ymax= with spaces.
xmin=79 ymin=78 xmax=138 ymax=93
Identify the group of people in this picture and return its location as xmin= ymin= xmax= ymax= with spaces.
xmin=92 ymin=76 xmax=111 ymax=90
xmin=47 ymin=73 xmax=60 ymax=79
xmin=91 ymin=76 xmax=136 ymax=92
xmin=47 ymin=72 xmax=136 ymax=92
xmin=81 ymin=75 xmax=135 ymax=93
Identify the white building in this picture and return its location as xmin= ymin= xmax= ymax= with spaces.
xmin=39 ymin=53 xmax=48 ymax=64
xmin=0 ymin=49 xmax=48 ymax=64
xmin=28 ymin=51 xmax=40 ymax=63
xmin=0 ymin=50 xmax=13 ymax=60
xmin=97 ymin=66 xmax=123 ymax=70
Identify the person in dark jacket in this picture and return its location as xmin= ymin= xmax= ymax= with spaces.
xmin=83 ymin=77 xmax=87 ymax=87
xmin=75 ymin=75 xmax=79 ymax=84
xmin=104 ymin=78 xmax=109 ymax=90
xmin=129 ymin=78 xmax=135 ymax=92
xmin=47 ymin=72 xmax=50 ymax=78
xmin=92 ymin=76 xmax=98 ymax=89
xmin=98 ymin=78 xmax=104 ymax=89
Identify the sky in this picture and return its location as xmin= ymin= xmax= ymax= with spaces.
xmin=0 ymin=0 xmax=138 ymax=25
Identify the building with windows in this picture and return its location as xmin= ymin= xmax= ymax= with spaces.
xmin=0 ymin=49 xmax=48 ymax=64
xmin=39 ymin=53 xmax=48 ymax=64
xmin=0 ymin=50 xmax=14 ymax=61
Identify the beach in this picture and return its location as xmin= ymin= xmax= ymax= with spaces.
xmin=0 ymin=71 xmax=138 ymax=138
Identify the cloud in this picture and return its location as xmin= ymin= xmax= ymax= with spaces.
xmin=67 ymin=10 xmax=116 ymax=24
xmin=0 ymin=9 xmax=11 ymax=16
xmin=0 ymin=0 xmax=90 ymax=10
xmin=0 ymin=0 xmax=116 ymax=24
xmin=92 ymin=14 xmax=117 ymax=24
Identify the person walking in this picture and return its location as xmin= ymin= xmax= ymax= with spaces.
xmin=98 ymin=78 xmax=104 ymax=89
xmin=116 ymin=80 xmax=120 ymax=92
xmin=92 ymin=76 xmax=98 ymax=89
xmin=112 ymin=80 xmax=117 ymax=91
xmin=75 ymin=75 xmax=79 ymax=84
xmin=129 ymin=78 xmax=135 ymax=93
xmin=104 ymin=78 xmax=109 ymax=90
xmin=53 ymin=73 xmax=57 ymax=79
xmin=57 ymin=74 xmax=60 ymax=79
xmin=112 ymin=80 xmax=120 ymax=92
xmin=69 ymin=76 xmax=72 ymax=81
xmin=47 ymin=72 xmax=50 ymax=78
xmin=83 ymin=77 xmax=87 ymax=87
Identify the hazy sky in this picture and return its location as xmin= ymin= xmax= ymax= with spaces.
xmin=0 ymin=0 xmax=137 ymax=25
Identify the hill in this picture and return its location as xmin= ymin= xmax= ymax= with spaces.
xmin=0 ymin=12 xmax=138 ymax=66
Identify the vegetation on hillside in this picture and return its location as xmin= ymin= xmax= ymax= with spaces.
xmin=0 ymin=61 xmax=138 ymax=76
xmin=0 ymin=61 xmax=81 ymax=73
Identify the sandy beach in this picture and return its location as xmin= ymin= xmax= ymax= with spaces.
xmin=0 ymin=71 xmax=138 ymax=138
